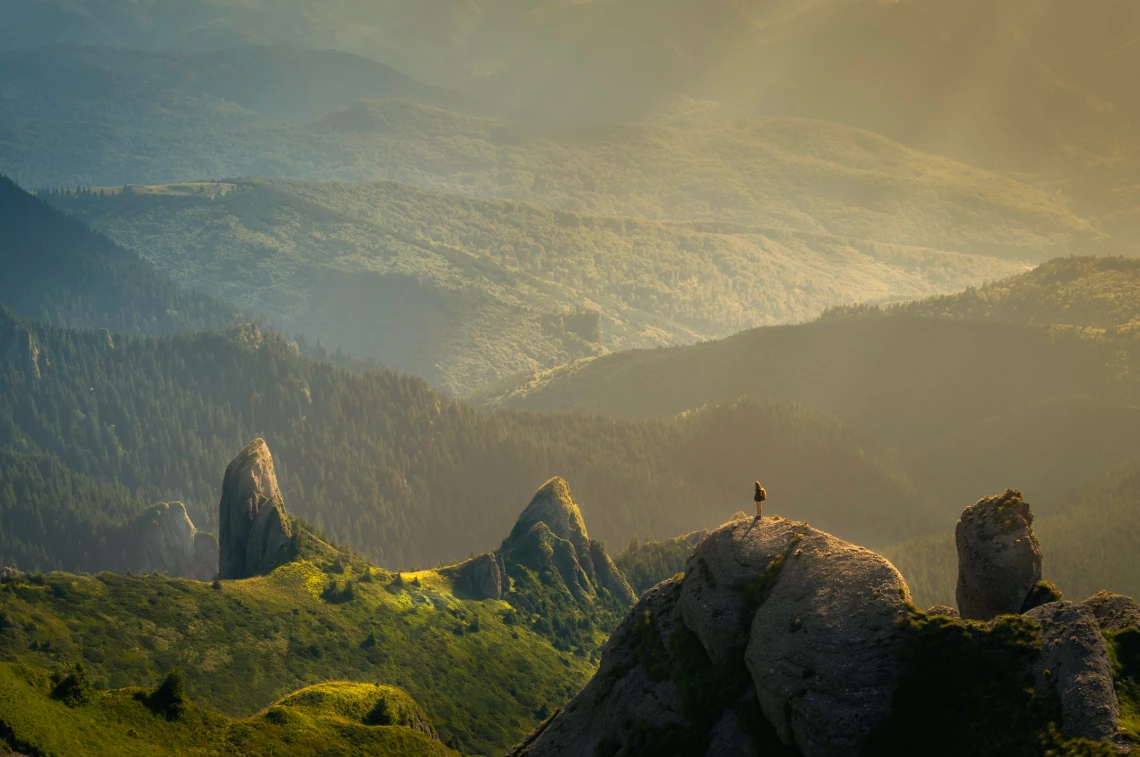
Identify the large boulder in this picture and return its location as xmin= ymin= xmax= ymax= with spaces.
xmin=679 ymin=517 xmax=802 ymax=665
xmin=509 ymin=516 xmax=913 ymax=757
xmin=119 ymin=502 xmax=218 ymax=580
xmin=507 ymin=578 xmax=689 ymax=757
xmin=745 ymin=526 xmax=912 ymax=757
xmin=1024 ymin=601 xmax=1120 ymax=742
xmin=1083 ymin=591 xmax=1140 ymax=632
xmin=218 ymin=438 xmax=293 ymax=579
xmin=955 ymin=489 xmax=1042 ymax=621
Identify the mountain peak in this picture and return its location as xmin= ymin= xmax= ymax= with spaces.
xmin=513 ymin=477 xmax=589 ymax=549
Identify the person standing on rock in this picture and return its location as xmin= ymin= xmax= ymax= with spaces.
xmin=754 ymin=481 xmax=767 ymax=519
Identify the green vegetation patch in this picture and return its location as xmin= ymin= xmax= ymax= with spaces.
xmin=863 ymin=610 xmax=1116 ymax=756
xmin=0 ymin=662 xmax=459 ymax=757
xmin=0 ymin=562 xmax=591 ymax=755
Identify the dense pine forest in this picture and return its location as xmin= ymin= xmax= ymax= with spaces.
xmin=0 ymin=304 xmax=946 ymax=570
xmin=0 ymin=177 xmax=242 ymax=335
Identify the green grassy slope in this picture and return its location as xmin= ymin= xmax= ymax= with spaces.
xmin=45 ymin=177 xmax=1026 ymax=393
xmin=0 ymin=666 xmax=459 ymax=756
xmin=0 ymin=558 xmax=587 ymax=755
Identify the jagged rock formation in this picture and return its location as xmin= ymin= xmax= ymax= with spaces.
xmin=218 ymin=438 xmax=294 ymax=580
xmin=1024 ymin=601 xmax=1120 ymax=742
xmin=955 ymin=489 xmax=1042 ymax=621
xmin=512 ymin=497 xmax=1140 ymax=757
xmin=500 ymin=478 xmax=635 ymax=606
xmin=115 ymin=502 xmax=218 ymax=581
xmin=512 ymin=517 xmax=912 ymax=757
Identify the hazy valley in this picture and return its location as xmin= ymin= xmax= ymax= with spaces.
xmin=3 ymin=0 xmax=1140 ymax=754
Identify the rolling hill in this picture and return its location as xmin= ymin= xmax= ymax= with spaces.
xmin=479 ymin=294 xmax=1140 ymax=521
xmin=4 ymin=0 xmax=1137 ymax=177
xmin=824 ymin=256 xmax=1140 ymax=329
xmin=45 ymin=177 xmax=1029 ymax=393
xmin=0 ymin=477 xmax=621 ymax=755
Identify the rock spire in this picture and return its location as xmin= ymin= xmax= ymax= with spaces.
xmin=218 ymin=438 xmax=293 ymax=579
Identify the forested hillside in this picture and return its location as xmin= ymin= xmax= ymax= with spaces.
xmin=482 ymin=310 xmax=1140 ymax=521
xmin=7 ymin=70 xmax=1099 ymax=261
xmin=0 ymin=305 xmax=948 ymax=572
xmin=824 ymin=256 xmax=1140 ymax=330
xmin=46 ymin=178 xmax=1023 ymax=393
xmin=0 ymin=176 xmax=241 ymax=334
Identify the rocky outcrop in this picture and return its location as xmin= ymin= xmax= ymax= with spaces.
xmin=6 ymin=327 xmax=43 ymax=379
xmin=499 ymin=478 xmax=635 ymax=606
xmin=745 ymin=525 xmax=912 ymax=756
xmin=444 ymin=552 xmax=502 ymax=600
xmin=218 ymin=438 xmax=293 ymax=580
xmin=116 ymin=502 xmax=218 ymax=581
xmin=1083 ymin=591 xmax=1140 ymax=632
xmin=514 ymin=477 xmax=591 ymax=552
xmin=955 ymin=489 xmax=1042 ymax=620
xmin=511 ymin=517 xmax=913 ymax=757
xmin=1024 ymin=601 xmax=1120 ymax=742
xmin=680 ymin=517 xmax=802 ymax=665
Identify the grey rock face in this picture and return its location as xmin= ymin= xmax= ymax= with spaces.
xmin=955 ymin=489 xmax=1042 ymax=620
xmin=745 ymin=526 xmax=911 ymax=757
xmin=218 ymin=438 xmax=293 ymax=580
xmin=121 ymin=502 xmax=218 ymax=580
xmin=1083 ymin=591 xmax=1140 ymax=632
xmin=6 ymin=328 xmax=42 ymax=379
xmin=508 ymin=578 xmax=688 ymax=757
xmin=680 ymin=517 xmax=801 ymax=665
xmin=1024 ymin=601 xmax=1119 ymax=742
xmin=705 ymin=699 xmax=758 ymax=757
xmin=446 ymin=552 xmax=502 ymax=600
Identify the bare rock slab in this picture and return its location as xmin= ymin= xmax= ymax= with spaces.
xmin=745 ymin=528 xmax=912 ymax=757
xmin=1024 ymin=601 xmax=1120 ymax=742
